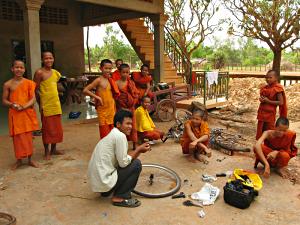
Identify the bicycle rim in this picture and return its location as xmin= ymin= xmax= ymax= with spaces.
xmin=133 ymin=164 xmax=181 ymax=198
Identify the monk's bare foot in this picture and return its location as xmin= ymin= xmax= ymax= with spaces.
xmin=195 ymin=153 xmax=209 ymax=164
xmin=11 ymin=160 xmax=22 ymax=170
xmin=187 ymin=155 xmax=197 ymax=163
xmin=263 ymin=166 xmax=270 ymax=178
xmin=28 ymin=160 xmax=39 ymax=168
xmin=203 ymin=148 xmax=212 ymax=158
xmin=276 ymin=167 xmax=289 ymax=179
xmin=51 ymin=150 xmax=64 ymax=155
xmin=44 ymin=154 xmax=51 ymax=160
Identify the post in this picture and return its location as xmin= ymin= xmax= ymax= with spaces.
xmin=18 ymin=0 xmax=44 ymax=79
xmin=151 ymin=14 xmax=168 ymax=83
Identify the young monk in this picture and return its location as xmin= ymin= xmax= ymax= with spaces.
xmin=115 ymin=64 xmax=139 ymax=148
xmin=132 ymin=64 xmax=154 ymax=100
xmin=34 ymin=52 xmax=64 ymax=160
xmin=135 ymin=96 xmax=164 ymax=143
xmin=83 ymin=59 xmax=120 ymax=139
xmin=256 ymin=70 xmax=287 ymax=140
xmin=180 ymin=110 xmax=211 ymax=163
xmin=254 ymin=117 xmax=297 ymax=178
xmin=2 ymin=60 xmax=39 ymax=169
xmin=111 ymin=59 xmax=123 ymax=81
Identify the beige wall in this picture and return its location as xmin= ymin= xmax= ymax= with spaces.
xmin=0 ymin=0 xmax=84 ymax=90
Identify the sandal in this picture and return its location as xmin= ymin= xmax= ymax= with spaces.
xmin=112 ymin=198 xmax=141 ymax=208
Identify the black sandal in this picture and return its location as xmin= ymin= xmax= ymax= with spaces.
xmin=112 ymin=198 xmax=141 ymax=208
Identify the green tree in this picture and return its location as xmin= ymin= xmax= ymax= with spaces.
xmin=225 ymin=0 xmax=300 ymax=75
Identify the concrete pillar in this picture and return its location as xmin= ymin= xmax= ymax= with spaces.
xmin=151 ymin=14 xmax=168 ymax=83
xmin=17 ymin=0 xmax=44 ymax=79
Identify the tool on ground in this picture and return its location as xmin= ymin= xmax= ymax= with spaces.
xmin=171 ymin=192 xmax=186 ymax=199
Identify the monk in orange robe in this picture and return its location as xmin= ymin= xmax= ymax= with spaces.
xmin=2 ymin=60 xmax=39 ymax=169
xmin=132 ymin=64 xmax=154 ymax=100
xmin=115 ymin=64 xmax=139 ymax=147
xmin=256 ymin=70 xmax=287 ymax=140
xmin=180 ymin=110 xmax=211 ymax=163
xmin=34 ymin=52 xmax=64 ymax=160
xmin=84 ymin=59 xmax=120 ymax=139
xmin=254 ymin=117 xmax=297 ymax=178
xmin=111 ymin=59 xmax=123 ymax=81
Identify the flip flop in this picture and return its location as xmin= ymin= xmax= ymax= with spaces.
xmin=112 ymin=198 xmax=141 ymax=208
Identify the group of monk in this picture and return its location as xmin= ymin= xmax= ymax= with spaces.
xmin=2 ymin=54 xmax=298 ymax=179
xmin=2 ymin=52 xmax=64 ymax=170
xmin=82 ymin=59 xmax=164 ymax=148
xmin=181 ymin=69 xmax=298 ymax=178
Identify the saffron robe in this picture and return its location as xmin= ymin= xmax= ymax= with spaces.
xmin=111 ymin=69 xmax=121 ymax=81
xmin=96 ymin=77 xmax=119 ymax=139
xmin=132 ymin=72 xmax=154 ymax=99
xmin=256 ymin=83 xmax=287 ymax=139
xmin=180 ymin=120 xmax=209 ymax=154
xmin=8 ymin=79 xmax=39 ymax=159
xmin=256 ymin=130 xmax=297 ymax=168
xmin=116 ymin=80 xmax=139 ymax=142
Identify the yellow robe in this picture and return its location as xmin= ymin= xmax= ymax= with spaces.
xmin=40 ymin=69 xmax=62 ymax=116
xmin=135 ymin=106 xmax=155 ymax=132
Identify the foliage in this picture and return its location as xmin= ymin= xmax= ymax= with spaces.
xmin=224 ymin=0 xmax=300 ymax=73
xmin=165 ymin=0 xmax=222 ymax=60
xmin=85 ymin=25 xmax=141 ymax=70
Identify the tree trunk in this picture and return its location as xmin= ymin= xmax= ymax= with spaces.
xmin=272 ymin=49 xmax=282 ymax=76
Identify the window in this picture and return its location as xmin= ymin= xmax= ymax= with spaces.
xmin=11 ymin=40 xmax=54 ymax=62
xmin=40 ymin=5 xmax=68 ymax=25
xmin=0 ymin=0 xmax=23 ymax=21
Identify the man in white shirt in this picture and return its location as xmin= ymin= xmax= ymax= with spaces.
xmin=88 ymin=109 xmax=150 ymax=207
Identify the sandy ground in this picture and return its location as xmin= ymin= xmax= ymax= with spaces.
xmin=0 ymin=117 xmax=299 ymax=225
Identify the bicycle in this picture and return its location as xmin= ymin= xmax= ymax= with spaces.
xmin=133 ymin=164 xmax=181 ymax=198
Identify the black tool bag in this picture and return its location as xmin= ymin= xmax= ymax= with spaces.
xmin=223 ymin=180 xmax=258 ymax=209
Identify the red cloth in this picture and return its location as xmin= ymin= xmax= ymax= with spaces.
xmin=42 ymin=114 xmax=63 ymax=144
xmin=111 ymin=70 xmax=121 ymax=81
xmin=132 ymin=72 xmax=154 ymax=99
xmin=99 ymin=124 xmax=114 ymax=139
xmin=257 ymin=83 xmax=287 ymax=123
xmin=116 ymin=80 xmax=139 ymax=142
xmin=13 ymin=132 xmax=33 ymax=159
xmin=138 ymin=129 xmax=164 ymax=141
xmin=255 ymin=130 xmax=298 ymax=168
xmin=256 ymin=121 xmax=275 ymax=140
xmin=102 ymin=74 xmax=120 ymax=99
xmin=191 ymin=71 xmax=197 ymax=85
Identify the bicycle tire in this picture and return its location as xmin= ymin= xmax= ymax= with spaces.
xmin=175 ymin=109 xmax=192 ymax=124
xmin=156 ymin=99 xmax=176 ymax=122
xmin=133 ymin=164 xmax=181 ymax=198
xmin=215 ymin=141 xmax=251 ymax=152
xmin=0 ymin=212 xmax=16 ymax=225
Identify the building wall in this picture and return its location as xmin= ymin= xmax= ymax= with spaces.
xmin=0 ymin=0 xmax=84 ymax=91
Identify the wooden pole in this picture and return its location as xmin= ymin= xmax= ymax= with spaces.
xmin=86 ymin=26 xmax=91 ymax=72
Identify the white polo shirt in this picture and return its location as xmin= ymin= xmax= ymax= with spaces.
xmin=87 ymin=128 xmax=132 ymax=192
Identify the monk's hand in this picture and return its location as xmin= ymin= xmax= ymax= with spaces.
xmin=263 ymin=164 xmax=271 ymax=178
xmin=189 ymin=141 xmax=197 ymax=149
xmin=137 ymin=142 xmax=151 ymax=153
xmin=259 ymin=96 xmax=266 ymax=103
xmin=95 ymin=96 xmax=103 ymax=106
xmin=267 ymin=151 xmax=278 ymax=161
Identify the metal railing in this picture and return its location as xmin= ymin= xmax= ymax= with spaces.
xmin=191 ymin=71 xmax=229 ymax=105
xmin=144 ymin=17 xmax=192 ymax=83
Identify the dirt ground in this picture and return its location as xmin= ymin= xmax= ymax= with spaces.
xmin=0 ymin=116 xmax=299 ymax=225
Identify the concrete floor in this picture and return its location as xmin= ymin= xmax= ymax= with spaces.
xmin=0 ymin=119 xmax=299 ymax=225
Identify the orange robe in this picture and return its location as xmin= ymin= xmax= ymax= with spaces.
xmin=132 ymin=72 xmax=154 ymax=99
xmin=138 ymin=129 xmax=164 ymax=141
xmin=8 ymin=79 xmax=39 ymax=159
xmin=180 ymin=120 xmax=210 ymax=154
xmin=112 ymin=69 xmax=121 ymax=81
xmin=256 ymin=83 xmax=287 ymax=139
xmin=116 ymin=79 xmax=139 ymax=142
xmin=96 ymin=77 xmax=119 ymax=139
xmin=255 ymin=130 xmax=297 ymax=168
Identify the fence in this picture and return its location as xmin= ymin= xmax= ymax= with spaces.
xmin=190 ymin=71 xmax=230 ymax=105
xmin=224 ymin=63 xmax=300 ymax=72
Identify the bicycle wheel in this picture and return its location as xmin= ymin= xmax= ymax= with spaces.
xmin=156 ymin=99 xmax=176 ymax=122
xmin=175 ymin=109 xmax=192 ymax=124
xmin=133 ymin=164 xmax=181 ymax=198
xmin=0 ymin=212 xmax=16 ymax=225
